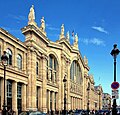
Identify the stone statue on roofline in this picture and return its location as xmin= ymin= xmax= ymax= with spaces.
xmin=59 ymin=24 xmax=65 ymax=39
xmin=84 ymin=56 xmax=88 ymax=65
xmin=73 ymin=33 xmax=78 ymax=49
xmin=66 ymin=31 xmax=70 ymax=42
xmin=40 ymin=17 xmax=45 ymax=32
xmin=40 ymin=17 xmax=46 ymax=36
xmin=28 ymin=5 xmax=35 ymax=22
xmin=61 ymin=24 xmax=64 ymax=35
xmin=28 ymin=5 xmax=36 ymax=26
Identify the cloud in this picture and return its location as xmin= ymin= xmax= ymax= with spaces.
xmin=92 ymin=26 xmax=108 ymax=34
xmin=1 ymin=26 xmax=22 ymax=38
xmin=46 ymin=24 xmax=59 ymax=31
xmin=7 ymin=14 xmax=27 ymax=21
xmin=82 ymin=38 xmax=105 ymax=46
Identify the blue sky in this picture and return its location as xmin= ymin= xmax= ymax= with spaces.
xmin=0 ymin=0 xmax=120 ymax=101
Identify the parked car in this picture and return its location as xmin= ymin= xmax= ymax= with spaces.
xmin=117 ymin=108 xmax=120 ymax=115
xmin=19 ymin=111 xmax=46 ymax=115
xmin=74 ymin=109 xmax=88 ymax=115
xmin=95 ymin=110 xmax=111 ymax=115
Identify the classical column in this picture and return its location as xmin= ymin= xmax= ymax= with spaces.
xmin=52 ymin=92 xmax=55 ymax=112
xmin=22 ymin=84 xmax=26 ymax=111
xmin=47 ymin=90 xmax=50 ymax=112
xmin=79 ymin=98 xmax=80 ymax=109
xmin=73 ymin=98 xmax=74 ymax=110
xmin=55 ymin=92 xmax=58 ymax=113
xmin=12 ymin=81 xmax=17 ymax=113
xmin=72 ymin=97 xmax=74 ymax=110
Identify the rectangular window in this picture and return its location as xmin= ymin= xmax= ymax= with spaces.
xmin=49 ymin=56 xmax=52 ymax=68
xmin=50 ymin=92 xmax=52 ymax=110
xmin=36 ymin=62 xmax=39 ymax=75
xmin=9 ymin=55 xmax=12 ymax=65
xmin=17 ymin=84 xmax=22 ymax=99
xmin=7 ymin=81 xmax=12 ymax=98
xmin=36 ymin=87 xmax=39 ymax=108
xmin=55 ymin=92 xmax=57 ymax=111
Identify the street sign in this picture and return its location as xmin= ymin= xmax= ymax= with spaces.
xmin=112 ymin=90 xmax=119 ymax=99
xmin=111 ymin=82 xmax=119 ymax=90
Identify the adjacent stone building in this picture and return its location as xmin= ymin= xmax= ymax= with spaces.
xmin=0 ymin=5 xmax=103 ymax=114
xmin=102 ymin=93 xmax=111 ymax=110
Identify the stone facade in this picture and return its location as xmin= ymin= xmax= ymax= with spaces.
xmin=0 ymin=5 xmax=103 ymax=114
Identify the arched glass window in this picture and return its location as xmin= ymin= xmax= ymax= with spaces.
xmin=6 ymin=48 xmax=12 ymax=65
xmin=17 ymin=54 xmax=22 ymax=69
xmin=70 ymin=60 xmax=82 ymax=83
xmin=47 ymin=54 xmax=58 ymax=82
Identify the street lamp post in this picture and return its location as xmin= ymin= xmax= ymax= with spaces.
xmin=1 ymin=51 xmax=8 ymax=115
xmin=63 ymin=76 xmax=67 ymax=115
xmin=87 ymin=83 xmax=90 ymax=115
xmin=110 ymin=44 xmax=120 ymax=115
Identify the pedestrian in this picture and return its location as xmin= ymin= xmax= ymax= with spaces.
xmin=0 ymin=109 xmax=2 ymax=115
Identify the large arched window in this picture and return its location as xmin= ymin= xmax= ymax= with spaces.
xmin=70 ymin=60 xmax=82 ymax=83
xmin=6 ymin=48 xmax=12 ymax=65
xmin=17 ymin=54 xmax=22 ymax=69
xmin=47 ymin=54 xmax=58 ymax=82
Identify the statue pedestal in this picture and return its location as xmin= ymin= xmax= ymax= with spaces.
xmin=28 ymin=21 xmax=37 ymax=26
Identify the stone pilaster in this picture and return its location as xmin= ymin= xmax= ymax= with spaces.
xmin=39 ymin=87 xmax=42 ymax=111
xmin=23 ymin=52 xmax=26 ymax=74
xmin=27 ymin=50 xmax=32 ymax=109
xmin=66 ymin=60 xmax=71 ymax=110
xmin=14 ymin=48 xmax=17 ymax=69
xmin=3 ymin=40 xmax=6 ymax=51
xmin=22 ymin=84 xmax=26 ymax=111
xmin=12 ymin=81 xmax=17 ymax=113
xmin=41 ymin=54 xmax=47 ymax=113
xmin=61 ymin=54 xmax=66 ymax=110
xmin=31 ymin=50 xmax=37 ymax=109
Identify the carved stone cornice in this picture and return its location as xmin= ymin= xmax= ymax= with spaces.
xmin=41 ymin=53 xmax=48 ymax=60
xmin=61 ymin=53 xmax=70 ymax=64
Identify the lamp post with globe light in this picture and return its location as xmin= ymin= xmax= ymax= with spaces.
xmin=110 ymin=44 xmax=120 ymax=115
xmin=1 ymin=51 xmax=8 ymax=115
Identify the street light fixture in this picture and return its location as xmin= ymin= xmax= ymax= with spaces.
xmin=1 ymin=51 xmax=8 ymax=115
xmin=63 ymin=76 xmax=67 ymax=115
xmin=110 ymin=44 xmax=120 ymax=115
xmin=87 ymin=83 xmax=90 ymax=115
